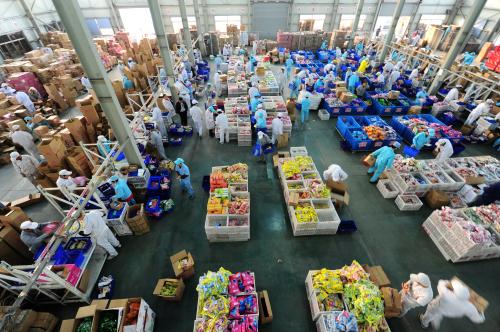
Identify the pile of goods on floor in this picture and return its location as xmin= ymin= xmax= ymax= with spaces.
xmin=306 ymin=261 xmax=392 ymax=332
xmin=423 ymin=203 xmax=500 ymax=263
xmin=277 ymin=148 xmax=340 ymax=236
xmin=205 ymin=163 xmax=250 ymax=242
xmin=194 ymin=268 xmax=259 ymax=331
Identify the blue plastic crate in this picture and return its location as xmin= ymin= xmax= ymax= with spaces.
xmin=345 ymin=128 xmax=373 ymax=151
xmin=147 ymin=176 xmax=162 ymax=191
xmin=336 ymin=116 xmax=361 ymax=136
xmin=145 ymin=196 xmax=162 ymax=216
xmin=64 ymin=237 xmax=92 ymax=254
xmin=403 ymin=145 xmax=420 ymax=158
xmin=168 ymin=138 xmax=183 ymax=146
xmin=452 ymin=143 xmax=466 ymax=156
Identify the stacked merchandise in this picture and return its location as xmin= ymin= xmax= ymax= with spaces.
xmin=323 ymin=93 xmax=367 ymax=116
xmin=485 ymin=45 xmax=500 ymax=73
xmin=261 ymin=96 xmax=292 ymax=136
xmin=92 ymin=38 xmax=119 ymax=71
xmin=256 ymin=71 xmax=279 ymax=96
xmin=305 ymin=261 xmax=390 ymax=332
xmin=227 ymin=68 xmax=247 ymax=97
xmin=205 ymin=164 xmax=250 ymax=242
xmin=194 ymin=268 xmax=259 ymax=331
xmin=336 ymin=116 xmax=401 ymax=151
xmin=423 ymin=204 xmax=500 ymax=262
xmin=223 ymin=97 xmax=251 ymax=146
xmin=444 ymin=156 xmax=500 ymax=185
xmin=298 ymin=90 xmax=323 ymax=111
xmin=276 ymin=31 xmax=332 ymax=50
xmin=277 ymin=151 xmax=340 ymax=236
xmin=367 ymin=92 xmax=411 ymax=116
xmin=390 ymin=114 xmax=463 ymax=146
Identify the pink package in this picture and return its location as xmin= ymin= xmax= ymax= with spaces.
xmin=229 ymin=294 xmax=258 ymax=319
xmin=228 ymin=315 xmax=258 ymax=331
xmin=71 ymin=176 xmax=88 ymax=186
xmin=228 ymin=272 xmax=255 ymax=295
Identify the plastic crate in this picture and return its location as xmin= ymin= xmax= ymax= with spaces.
xmin=336 ymin=116 xmax=361 ymax=137
xmin=377 ymin=180 xmax=399 ymax=198
xmin=145 ymin=196 xmax=162 ymax=217
xmin=345 ymin=128 xmax=373 ymax=151
xmin=290 ymin=146 xmax=308 ymax=157
xmin=318 ymin=109 xmax=330 ymax=120
xmin=403 ymin=145 xmax=420 ymax=158
xmin=395 ymin=194 xmax=423 ymax=211
xmin=63 ymin=237 xmax=92 ymax=254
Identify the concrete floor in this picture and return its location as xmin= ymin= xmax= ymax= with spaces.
xmin=4 ymin=63 xmax=499 ymax=331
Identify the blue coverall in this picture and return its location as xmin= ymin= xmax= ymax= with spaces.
xmin=414 ymin=90 xmax=428 ymax=106
xmin=301 ymin=97 xmax=311 ymax=125
xmin=285 ymin=58 xmax=294 ymax=80
xmin=175 ymin=163 xmax=194 ymax=198
xmin=314 ymin=79 xmax=324 ymax=91
xmin=463 ymin=53 xmax=475 ymax=65
xmin=413 ymin=131 xmax=431 ymax=150
xmin=368 ymin=146 xmax=396 ymax=182
xmin=348 ymin=74 xmax=360 ymax=93
xmin=356 ymin=42 xmax=363 ymax=54
xmin=255 ymin=112 xmax=266 ymax=130
xmin=112 ymin=179 xmax=135 ymax=203
xmin=122 ymin=77 xmax=134 ymax=89
xmin=290 ymin=77 xmax=300 ymax=99
xmin=321 ymin=40 xmax=328 ymax=50
xmin=250 ymin=97 xmax=261 ymax=114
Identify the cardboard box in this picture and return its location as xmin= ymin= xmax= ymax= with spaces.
xmin=0 ymin=206 xmax=30 ymax=232
xmin=387 ymin=90 xmax=400 ymax=100
xmin=331 ymin=191 xmax=350 ymax=210
xmin=0 ymin=225 xmax=32 ymax=260
xmin=288 ymin=191 xmax=299 ymax=206
xmin=277 ymin=133 xmax=289 ymax=148
xmin=108 ymin=298 xmax=155 ymax=332
xmin=461 ymin=124 xmax=474 ymax=135
xmin=79 ymin=104 xmax=100 ymax=126
xmin=59 ymin=319 xmax=76 ymax=332
xmin=464 ymin=175 xmax=485 ymax=185
xmin=37 ymin=137 xmax=67 ymax=168
xmin=451 ymin=277 xmax=488 ymax=313
xmin=272 ymin=151 xmax=290 ymax=167
xmin=362 ymin=154 xmax=375 ymax=167
xmin=258 ymin=290 xmax=273 ymax=325
xmin=170 ymin=250 xmax=195 ymax=279
xmin=339 ymin=91 xmax=355 ymax=103
xmin=0 ymin=308 xmax=37 ymax=332
xmin=408 ymin=105 xmax=421 ymax=114
xmin=366 ymin=266 xmax=391 ymax=287
xmin=0 ymin=237 xmax=29 ymax=265
xmin=30 ymin=312 xmax=58 ymax=332
xmin=64 ymin=118 xmax=89 ymax=143
xmin=425 ymin=190 xmax=450 ymax=209
xmin=91 ymin=308 xmax=123 ymax=332
xmin=153 ymin=278 xmax=185 ymax=301
xmin=8 ymin=193 xmax=43 ymax=208
xmin=326 ymin=180 xmax=347 ymax=194
xmin=34 ymin=125 xmax=50 ymax=137
xmin=381 ymin=287 xmax=402 ymax=318
xmin=126 ymin=204 xmax=150 ymax=235
xmin=8 ymin=119 xmax=28 ymax=131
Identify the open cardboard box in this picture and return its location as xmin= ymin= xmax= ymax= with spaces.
xmin=153 ymin=278 xmax=185 ymax=301
xmin=92 ymin=308 xmax=123 ymax=332
xmin=170 ymin=250 xmax=194 ymax=279
xmin=272 ymin=151 xmax=290 ymax=167
xmin=59 ymin=305 xmax=98 ymax=332
xmin=108 ymin=297 xmax=155 ymax=332
xmin=365 ymin=265 xmax=391 ymax=287
xmin=331 ymin=191 xmax=350 ymax=210
xmin=258 ymin=290 xmax=273 ymax=325
xmin=325 ymin=179 xmax=347 ymax=195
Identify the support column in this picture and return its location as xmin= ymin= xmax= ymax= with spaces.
xmin=192 ymin=0 xmax=207 ymax=56
xmin=52 ymin=0 xmax=144 ymax=167
xmin=407 ymin=13 xmax=421 ymax=37
xmin=179 ymin=0 xmax=195 ymax=64
xmin=329 ymin=0 xmax=340 ymax=31
xmin=369 ymin=0 xmax=383 ymax=33
xmin=105 ymin=0 xmax=124 ymax=31
xmin=348 ymin=0 xmax=364 ymax=49
xmin=428 ymin=0 xmax=487 ymax=94
xmin=379 ymin=0 xmax=405 ymax=62
xmin=19 ymin=0 xmax=43 ymax=44
xmin=147 ymin=0 xmax=179 ymax=103
xmin=248 ymin=0 xmax=253 ymax=33
xmin=480 ymin=18 xmax=500 ymax=48
xmin=405 ymin=0 xmax=421 ymax=37
xmin=444 ymin=0 xmax=463 ymax=25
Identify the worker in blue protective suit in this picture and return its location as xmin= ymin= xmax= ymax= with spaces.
xmin=250 ymin=56 xmax=257 ymax=73
xmin=414 ymin=89 xmax=428 ymax=106
xmin=391 ymin=50 xmax=398 ymax=62
xmin=314 ymin=77 xmax=324 ymax=91
xmin=285 ymin=58 xmax=294 ymax=80
xmin=174 ymin=158 xmax=194 ymax=199
xmin=356 ymin=42 xmax=363 ymax=54
xmin=300 ymin=94 xmax=311 ymax=127
xmin=255 ymin=104 xmax=267 ymax=132
xmin=412 ymin=128 xmax=435 ymax=151
xmin=250 ymin=94 xmax=261 ymax=114
xmin=341 ymin=51 xmax=348 ymax=62
xmin=344 ymin=67 xmax=353 ymax=87
xmin=214 ymin=55 xmax=223 ymax=71
xmin=368 ymin=142 xmax=400 ymax=182
xmin=110 ymin=175 xmax=136 ymax=204
xmin=97 ymin=135 xmax=112 ymax=157
xmin=289 ymin=77 xmax=300 ymax=99
xmin=321 ymin=40 xmax=328 ymax=50
xmin=348 ymin=72 xmax=360 ymax=93
xmin=122 ymin=76 xmax=134 ymax=90
xmin=463 ymin=52 xmax=475 ymax=65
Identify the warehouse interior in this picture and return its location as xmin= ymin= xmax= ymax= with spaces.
xmin=0 ymin=0 xmax=499 ymax=332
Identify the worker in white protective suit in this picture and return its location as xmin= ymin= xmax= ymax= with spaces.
xmin=408 ymin=67 xmax=420 ymax=81
xmin=250 ymin=74 xmax=259 ymax=87
xmin=214 ymin=71 xmax=222 ymax=97
xmin=78 ymin=210 xmax=121 ymax=260
xmin=248 ymin=82 xmax=260 ymax=100
xmin=323 ymin=164 xmax=348 ymax=182
xmin=464 ymin=99 xmax=493 ymax=126
xmin=56 ymin=169 xmax=77 ymax=194
xmin=151 ymin=107 xmax=167 ymax=138
xmin=434 ymin=138 xmax=454 ymax=162
xmin=0 ymin=83 xmax=16 ymax=96
xmin=15 ymin=91 xmax=36 ymax=113
xmin=376 ymin=72 xmax=385 ymax=85
xmin=386 ymin=69 xmax=401 ymax=90
xmin=399 ymin=273 xmax=433 ymax=317
xmin=10 ymin=151 xmax=39 ymax=187
xmin=271 ymin=113 xmax=284 ymax=145
xmin=149 ymin=128 xmax=167 ymax=160
xmin=81 ymin=76 xmax=92 ymax=92
xmin=189 ymin=99 xmax=204 ymax=138
xmin=277 ymin=67 xmax=287 ymax=95
xmin=383 ymin=61 xmax=394 ymax=76
xmin=420 ymin=279 xmax=485 ymax=329
xmin=162 ymin=95 xmax=176 ymax=126
xmin=444 ymin=85 xmax=462 ymax=103
xmin=10 ymin=126 xmax=41 ymax=161
xmin=215 ymin=111 xmax=229 ymax=144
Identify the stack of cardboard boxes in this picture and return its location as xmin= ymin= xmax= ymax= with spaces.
xmin=0 ymin=307 xmax=59 ymax=332
xmin=152 ymin=250 xmax=195 ymax=302
xmin=276 ymin=31 xmax=332 ymax=51
xmin=0 ymin=206 xmax=33 ymax=265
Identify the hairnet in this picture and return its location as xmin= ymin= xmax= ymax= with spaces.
xmin=174 ymin=158 xmax=184 ymax=165
xmin=20 ymin=221 xmax=39 ymax=230
xmin=451 ymin=279 xmax=470 ymax=301
xmin=10 ymin=151 xmax=20 ymax=160
xmin=410 ymin=273 xmax=431 ymax=287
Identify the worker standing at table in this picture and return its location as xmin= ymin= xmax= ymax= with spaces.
xmin=254 ymin=104 xmax=267 ymax=133
xmin=300 ymin=94 xmax=311 ymax=128
xmin=434 ymin=138 xmax=454 ymax=162
xmin=444 ymin=85 xmax=461 ymax=103
xmin=205 ymin=104 xmax=216 ymax=137
xmin=348 ymin=72 xmax=360 ymax=94
xmin=278 ymin=67 xmax=287 ymax=95
xmin=323 ymin=164 xmax=348 ymax=182
xmin=20 ymin=221 xmax=55 ymax=253
xmin=248 ymin=82 xmax=259 ymax=100
xmin=77 ymin=210 xmax=121 ymax=260
xmin=367 ymin=142 xmax=400 ymax=183
xmin=151 ymin=106 xmax=167 ymax=138
xmin=289 ymin=76 xmax=300 ymax=99
xmin=356 ymin=80 xmax=368 ymax=97
xmin=285 ymin=57 xmax=294 ymax=81
xmin=174 ymin=158 xmax=194 ymax=199
xmin=464 ymin=99 xmax=493 ymax=126
xmin=399 ymin=273 xmax=433 ymax=317
xmin=215 ymin=110 xmax=229 ymax=144
xmin=412 ymin=128 xmax=435 ymax=151
xmin=189 ymin=100 xmax=204 ymax=138
xmin=149 ymin=128 xmax=167 ymax=160
xmin=110 ymin=175 xmax=135 ymax=205
xmin=271 ymin=114 xmax=284 ymax=145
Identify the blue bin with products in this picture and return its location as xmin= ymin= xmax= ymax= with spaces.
xmin=345 ymin=128 xmax=373 ymax=151
xmin=336 ymin=116 xmax=361 ymax=137
xmin=64 ymin=237 xmax=92 ymax=254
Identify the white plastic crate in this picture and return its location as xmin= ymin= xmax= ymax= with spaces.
xmin=290 ymin=146 xmax=308 ymax=157
xmin=393 ymin=173 xmax=419 ymax=193
xmin=305 ymin=270 xmax=319 ymax=299
xmin=318 ymin=109 xmax=330 ymax=120
xmin=395 ymin=194 xmax=423 ymax=211
xmin=377 ymin=180 xmax=399 ymax=198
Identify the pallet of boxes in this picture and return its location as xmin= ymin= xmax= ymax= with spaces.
xmin=59 ymin=298 xmax=155 ymax=332
xmin=0 ymin=307 xmax=59 ymax=332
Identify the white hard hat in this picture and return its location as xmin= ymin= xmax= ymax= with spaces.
xmin=410 ymin=273 xmax=431 ymax=287
xmin=192 ymin=99 xmax=198 ymax=105
xmin=20 ymin=221 xmax=39 ymax=230
xmin=12 ymin=125 xmax=20 ymax=131
xmin=59 ymin=169 xmax=72 ymax=176
xmin=451 ymin=279 xmax=469 ymax=301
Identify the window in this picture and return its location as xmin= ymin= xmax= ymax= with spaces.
xmin=214 ymin=16 xmax=241 ymax=33
xmin=339 ymin=15 xmax=367 ymax=31
xmin=85 ymin=18 xmax=114 ymax=36
xmin=118 ymin=8 xmax=156 ymax=39
xmin=44 ymin=21 xmax=64 ymax=32
xmin=419 ymin=15 xmax=446 ymax=27
xmin=299 ymin=15 xmax=326 ymax=31
xmin=171 ymin=17 xmax=197 ymax=34
xmin=372 ymin=16 xmax=410 ymax=38
xmin=0 ymin=31 xmax=32 ymax=59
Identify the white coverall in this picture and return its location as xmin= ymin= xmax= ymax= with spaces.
xmin=421 ymin=280 xmax=485 ymax=329
xmin=16 ymin=91 xmax=36 ymax=113
xmin=248 ymin=86 xmax=259 ymax=100
xmin=383 ymin=62 xmax=394 ymax=75
xmin=399 ymin=273 xmax=433 ymax=316
xmin=83 ymin=210 xmax=120 ymax=257
xmin=56 ymin=177 xmax=77 ymax=200
xmin=246 ymin=61 xmax=252 ymax=75
xmin=150 ymin=130 xmax=167 ymax=160
xmin=277 ymin=71 xmax=286 ymax=95
xmin=205 ymin=109 xmax=215 ymax=131
xmin=408 ymin=68 xmax=419 ymax=81
xmin=11 ymin=130 xmax=41 ymax=161
xmin=214 ymin=72 xmax=222 ymax=96
xmin=250 ymin=75 xmax=259 ymax=87
xmin=435 ymin=139 xmax=454 ymax=162
xmin=387 ymin=70 xmax=401 ymax=90
xmin=162 ymin=99 xmax=176 ymax=125
xmin=465 ymin=102 xmax=490 ymax=126
xmin=189 ymin=105 xmax=204 ymax=137
xmin=11 ymin=155 xmax=39 ymax=186
xmin=324 ymin=63 xmax=334 ymax=74
xmin=151 ymin=107 xmax=167 ymax=138
xmin=444 ymin=88 xmax=459 ymax=103
xmin=323 ymin=164 xmax=348 ymax=182
xmin=215 ymin=113 xmax=229 ymax=144
xmin=271 ymin=117 xmax=283 ymax=144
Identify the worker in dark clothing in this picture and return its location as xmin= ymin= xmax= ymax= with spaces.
xmin=468 ymin=182 xmax=500 ymax=207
